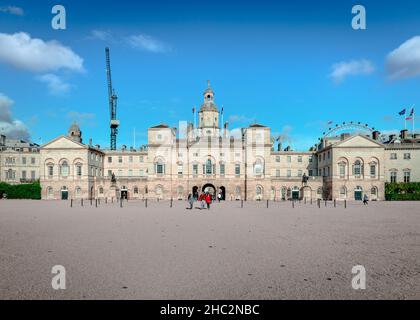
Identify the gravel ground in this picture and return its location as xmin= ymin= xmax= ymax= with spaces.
xmin=0 ymin=199 xmax=419 ymax=300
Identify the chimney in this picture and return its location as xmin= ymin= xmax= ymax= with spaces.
xmin=277 ymin=142 xmax=282 ymax=152
xmin=284 ymin=146 xmax=291 ymax=151
xmin=400 ymin=129 xmax=408 ymax=140
xmin=389 ymin=134 xmax=396 ymax=142
xmin=95 ymin=144 xmax=101 ymax=149
xmin=89 ymin=138 xmax=92 ymax=146
xmin=0 ymin=135 xmax=5 ymax=146
xmin=372 ymin=130 xmax=380 ymax=140
xmin=122 ymin=145 xmax=127 ymax=151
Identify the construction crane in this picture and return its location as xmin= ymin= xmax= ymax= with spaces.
xmin=105 ymin=47 xmax=119 ymax=150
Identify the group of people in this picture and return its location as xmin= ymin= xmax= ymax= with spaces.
xmin=187 ymin=191 xmax=223 ymax=210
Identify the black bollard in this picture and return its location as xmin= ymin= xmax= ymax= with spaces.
xmin=112 ymin=197 xmax=113 ymax=203
xmin=95 ymin=199 xmax=97 ymax=208
xmin=311 ymin=198 xmax=313 ymax=205
xmin=344 ymin=200 xmax=347 ymax=209
xmin=71 ymin=199 xmax=73 ymax=207
xmin=81 ymin=198 xmax=83 ymax=206
xmin=334 ymin=199 xmax=336 ymax=208
xmin=120 ymin=198 xmax=122 ymax=208
xmin=318 ymin=199 xmax=320 ymax=208
xmin=145 ymin=198 xmax=148 ymax=208
xmin=267 ymin=200 xmax=269 ymax=208
xmin=304 ymin=198 xmax=306 ymax=205
xmin=90 ymin=198 xmax=92 ymax=206
xmin=105 ymin=197 xmax=107 ymax=204
xmin=170 ymin=198 xmax=173 ymax=208
xmin=325 ymin=200 xmax=327 ymax=207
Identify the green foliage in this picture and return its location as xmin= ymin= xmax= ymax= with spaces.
xmin=385 ymin=182 xmax=420 ymax=201
xmin=0 ymin=181 xmax=41 ymax=200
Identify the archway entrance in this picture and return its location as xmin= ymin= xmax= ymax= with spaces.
xmin=219 ymin=186 xmax=226 ymax=200
xmin=354 ymin=186 xmax=363 ymax=201
xmin=192 ymin=186 xmax=199 ymax=199
xmin=202 ymin=184 xmax=216 ymax=200
xmin=121 ymin=186 xmax=128 ymax=200
xmin=61 ymin=186 xmax=68 ymax=200
xmin=291 ymin=187 xmax=300 ymax=200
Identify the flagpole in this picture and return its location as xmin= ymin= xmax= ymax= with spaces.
xmin=221 ymin=104 xmax=224 ymax=137
xmin=413 ymin=107 xmax=415 ymax=136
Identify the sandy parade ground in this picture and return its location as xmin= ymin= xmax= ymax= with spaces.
xmin=0 ymin=199 xmax=419 ymax=300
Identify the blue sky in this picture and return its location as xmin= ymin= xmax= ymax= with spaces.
xmin=0 ymin=0 xmax=420 ymax=150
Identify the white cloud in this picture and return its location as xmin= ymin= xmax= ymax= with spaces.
xmin=386 ymin=36 xmax=420 ymax=80
xmin=126 ymin=34 xmax=170 ymax=53
xmin=0 ymin=5 xmax=24 ymax=16
xmin=0 ymin=32 xmax=84 ymax=72
xmin=330 ymin=59 xmax=375 ymax=84
xmin=67 ymin=111 xmax=96 ymax=126
xmin=89 ymin=30 xmax=113 ymax=42
xmin=37 ymin=74 xmax=70 ymax=95
xmin=0 ymin=93 xmax=30 ymax=140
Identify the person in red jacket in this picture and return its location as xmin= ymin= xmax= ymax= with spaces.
xmin=205 ymin=192 xmax=212 ymax=210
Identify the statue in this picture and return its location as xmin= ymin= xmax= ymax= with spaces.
xmin=111 ymin=172 xmax=116 ymax=184
xmin=302 ymin=173 xmax=309 ymax=185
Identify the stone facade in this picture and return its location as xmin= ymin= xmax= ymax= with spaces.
xmin=1 ymin=84 xmax=419 ymax=201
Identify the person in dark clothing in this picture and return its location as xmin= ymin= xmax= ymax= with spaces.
xmin=187 ymin=193 xmax=194 ymax=209
xmin=363 ymin=194 xmax=369 ymax=205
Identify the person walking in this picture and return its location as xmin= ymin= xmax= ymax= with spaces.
xmin=363 ymin=194 xmax=369 ymax=205
xmin=205 ymin=192 xmax=212 ymax=210
xmin=217 ymin=192 xmax=222 ymax=203
xmin=187 ymin=193 xmax=194 ymax=210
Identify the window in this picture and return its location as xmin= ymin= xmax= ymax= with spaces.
xmin=276 ymin=169 xmax=280 ymax=177
xmin=308 ymin=169 xmax=313 ymax=177
xmin=298 ymin=156 xmax=302 ymax=163
xmin=140 ymin=169 xmax=145 ymax=177
xmin=256 ymin=186 xmax=262 ymax=195
xmin=287 ymin=156 xmax=291 ymax=163
xmin=220 ymin=163 xmax=225 ymax=175
xmin=22 ymin=170 xmax=27 ymax=179
xmin=276 ymin=156 xmax=280 ymax=162
xmin=108 ymin=156 xmax=112 ymax=163
xmin=327 ymin=151 xmax=330 ymax=159
xmin=22 ymin=157 xmax=26 ymax=165
xmin=390 ymin=171 xmax=397 ymax=183
xmin=31 ymin=157 xmax=36 ymax=165
xmin=118 ymin=156 xmax=123 ymax=163
xmin=254 ymin=159 xmax=263 ymax=175
xmin=370 ymin=164 xmax=376 ymax=178
xmin=327 ymin=167 xmax=330 ymax=176
xmin=139 ymin=156 xmax=144 ymax=162
xmin=156 ymin=162 xmax=164 ymax=174
xmin=108 ymin=170 xmax=112 ymax=177
xmin=390 ymin=153 xmax=397 ymax=160
xmin=353 ymin=160 xmax=362 ymax=178
xmin=48 ymin=164 xmax=54 ymax=177
xmin=6 ymin=169 xmax=15 ymax=180
xmin=129 ymin=156 xmax=133 ymax=163
xmin=128 ymin=169 xmax=133 ymax=176
xmin=205 ymin=159 xmax=212 ymax=175
xmin=371 ymin=187 xmax=377 ymax=196
xmin=298 ymin=170 xmax=303 ymax=177
xmin=339 ymin=163 xmax=346 ymax=178
xmin=134 ymin=187 xmax=139 ymax=194
xmin=404 ymin=153 xmax=411 ymax=160
xmin=76 ymin=164 xmax=82 ymax=177
xmin=99 ymin=187 xmax=104 ymax=194
xmin=193 ymin=164 xmax=198 ymax=175
xmin=31 ymin=171 xmax=35 ymax=179
xmin=309 ymin=155 xmax=313 ymax=163
xmin=177 ymin=164 xmax=183 ymax=175
xmin=287 ymin=169 xmax=291 ymax=177
xmin=404 ymin=171 xmax=411 ymax=183
xmin=323 ymin=153 xmax=325 ymax=161
xmin=235 ymin=164 xmax=240 ymax=176
xmin=60 ymin=161 xmax=69 ymax=177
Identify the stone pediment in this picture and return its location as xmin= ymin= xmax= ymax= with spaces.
xmin=334 ymin=135 xmax=384 ymax=148
xmin=41 ymin=136 xmax=86 ymax=149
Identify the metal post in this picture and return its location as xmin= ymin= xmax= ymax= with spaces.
xmin=241 ymin=200 xmax=243 ymax=208
xmin=71 ymin=199 xmax=73 ymax=207
xmin=318 ymin=199 xmax=320 ymax=208
xmin=145 ymin=198 xmax=148 ymax=208
xmin=90 ymin=198 xmax=92 ymax=206
xmin=334 ymin=199 xmax=336 ymax=208
xmin=120 ymin=198 xmax=122 ymax=208
xmin=112 ymin=197 xmax=113 ymax=203
xmin=81 ymin=198 xmax=83 ymax=207
xmin=95 ymin=199 xmax=97 ymax=208
xmin=325 ymin=200 xmax=327 ymax=207
xmin=105 ymin=197 xmax=107 ymax=204
xmin=170 ymin=198 xmax=173 ymax=208
xmin=292 ymin=200 xmax=294 ymax=209
xmin=311 ymin=198 xmax=313 ymax=205
xmin=344 ymin=200 xmax=347 ymax=209
xmin=266 ymin=199 xmax=269 ymax=208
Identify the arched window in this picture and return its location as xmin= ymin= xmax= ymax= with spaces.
xmin=254 ymin=158 xmax=263 ymax=176
xmin=338 ymin=162 xmax=346 ymax=179
xmin=47 ymin=163 xmax=54 ymax=177
xmin=205 ymin=159 xmax=213 ymax=175
xmin=76 ymin=163 xmax=82 ymax=177
xmin=281 ymin=187 xmax=287 ymax=200
xmin=155 ymin=158 xmax=165 ymax=175
xmin=256 ymin=186 xmax=263 ymax=200
xmin=371 ymin=187 xmax=377 ymax=196
xmin=99 ymin=187 xmax=104 ymax=194
xmin=134 ymin=186 xmax=139 ymax=194
xmin=353 ymin=160 xmax=362 ymax=178
xmin=60 ymin=161 xmax=69 ymax=177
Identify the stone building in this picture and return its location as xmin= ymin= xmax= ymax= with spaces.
xmin=0 ymin=135 xmax=40 ymax=184
xmin=2 ymin=83 xmax=419 ymax=201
